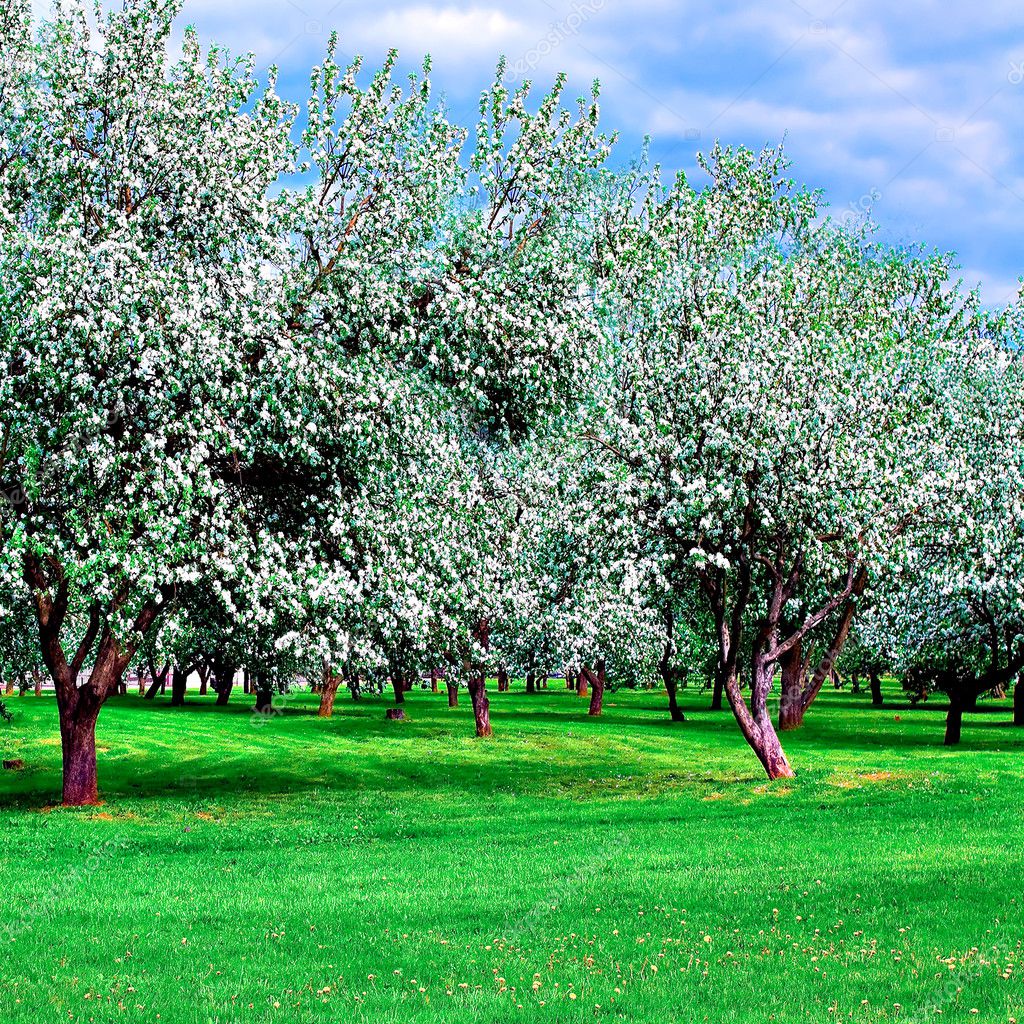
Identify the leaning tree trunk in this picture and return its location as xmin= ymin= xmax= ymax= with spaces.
xmin=869 ymin=671 xmax=883 ymax=706
xmin=587 ymin=660 xmax=606 ymax=716
xmin=170 ymin=665 xmax=188 ymax=707
xmin=1014 ymin=677 xmax=1024 ymax=727
xmin=724 ymin=650 xmax=795 ymax=780
xmin=466 ymin=674 xmax=492 ymax=737
xmin=778 ymin=642 xmax=806 ymax=732
xmin=319 ymin=673 xmax=342 ymax=717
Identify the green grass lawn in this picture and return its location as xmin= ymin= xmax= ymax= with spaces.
xmin=1 ymin=682 xmax=1023 ymax=1023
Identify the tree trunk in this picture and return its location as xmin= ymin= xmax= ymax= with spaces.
xmin=525 ymin=670 xmax=535 ymax=694
xmin=198 ymin=666 xmax=210 ymax=696
xmin=430 ymin=668 xmax=439 ymax=693
xmin=214 ymin=664 xmax=235 ymax=707
xmin=945 ymin=693 xmax=964 ymax=746
xmin=59 ymin=702 xmax=101 ymax=805
xmin=466 ymin=674 xmax=492 ymax=737
xmin=1014 ymin=677 xmax=1024 ymax=727
xmin=725 ymin=652 xmax=795 ymax=780
xmin=319 ymin=674 xmax=341 ymax=717
xmin=869 ymin=671 xmax=883 ymax=706
xmin=4 ymin=679 xmax=13 ymax=696
xmin=497 ymin=666 xmax=509 ymax=692
xmin=446 ymin=680 xmax=458 ymax=707
xmin=254 ymin=684 xmax=273 ymax=714
xmin=34 ymin=671 xmax=43 ymax=698
xmin=390 ymin=673 xmax=405 ymax=704
xmin=143 ymin=662 xmax=168 ymax=700
xmin=587 ymin=660 xmax=605 ymax=716
xmin=710 ymin=665 xmax=724 ymax=710
xmin=778 ymin=642 xmax=806 ymax=732
xmin=576 ymin=669 xmax=587 ymax=697
xmin=170 ymin=665 xmax=188 ymax=707
xmin=659 ymin=623 xmax=685 ymax=722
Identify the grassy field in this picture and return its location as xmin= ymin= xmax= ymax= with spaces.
xmin=1 ymin=682 xmax=1022 ymax=1024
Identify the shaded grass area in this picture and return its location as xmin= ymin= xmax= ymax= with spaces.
xmin=1 ymin=683 xmax=1022 ymax=1022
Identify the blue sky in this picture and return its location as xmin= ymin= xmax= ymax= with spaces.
xmin=139 ymin=2 xmax=1024 ymax=303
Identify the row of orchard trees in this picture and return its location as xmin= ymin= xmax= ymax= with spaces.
xmin=1 ymin=0 xmax=1022 ymax=805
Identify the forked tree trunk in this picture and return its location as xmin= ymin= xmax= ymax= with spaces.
xmin=319 ymin=674 xmax=341 ymax=717
xmin=586 ymin=660 xmax=606 ymax=716
xmin=1014 ymin=678 xmax=1024 ymax=727
xmin=466 ymin=674 xmax=492 ymax=737
xmin=144 ymin=663 xmax=169 ymax=700
xmin=727 ymin=653 xmax=794 ymax=780
xmin=778 ymin=642 xmax=806 ymax=732
xmin=869 ymin=671 xmax=883 ymax=706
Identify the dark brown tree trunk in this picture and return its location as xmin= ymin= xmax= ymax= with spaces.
xmin=945 ymin=692 xmax=964 ymax=746
xmin=466 ymin=674 xmax=492 ymax=737
xmin=869 ymin=671 xmax=883 ymax=706
xmin=170 ymin=665 xmax=188 ymax=707
xmin=851 ymin=672 xmax=861 ymax=694
xmin=778 ymin=641 xmax=805 ymax=732
xmin=446 ymin=680 xmax=459 ymax=707
xmin=198 ymin=666 xmax=210 ymax=696
xmin=525 ymin=670 xmax=536 ymax=694
xmin=34 ymin=671 xmax=43 ymax=698
xmin=254 ymin=682 xmax=273 ymax=714
xmin=430 ymin=668 xmax=439 ymax=693
xmin=660 ymin=611 xmax=685 ymax=722
xmin=565 ymin=671 xmax=573 ymax=690
xmin=215 ymin=673 xmax=234 ymax=706
xmin=497 ymin=666 xmax=509 ymax=692
xmin=710 ymin=665 xmax=724 ymax=710
xmin=59 ymin=701 xmax=101 ymax=805
xmin=319 ymin=674 xmax=341 ymax=717
xmin=1014 ymin=677 xmax=1024 ymax=727
xmin=143 ymin=662 xmax=168 ymax=700
xmin=391 ymin=673 xmax=405 ymax=704
xmin=243 ymin=669 xmax=251 ymax=695
xmin=587 ymin=660 xmax=605 ymax=716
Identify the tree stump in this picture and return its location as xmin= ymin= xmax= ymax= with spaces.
xmin=385 ymin=708 xmax=405 ymax=721
xmin=3 ymin=759 xmax=25 ymax=771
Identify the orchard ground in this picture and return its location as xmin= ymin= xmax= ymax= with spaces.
xmin=1 ymin=685 xmax=1023 ymax=1024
